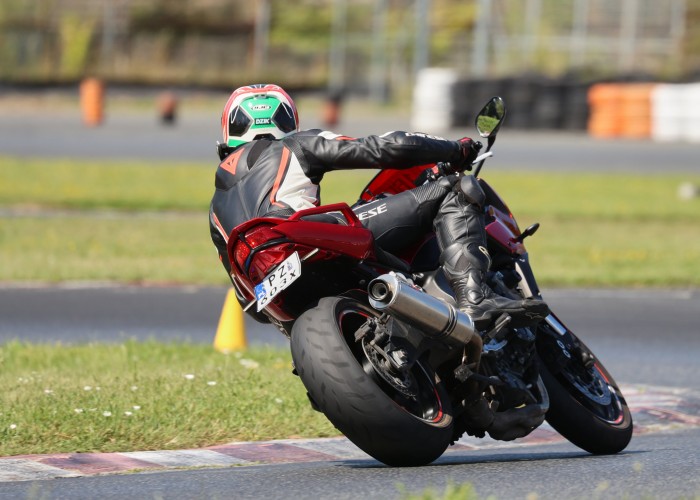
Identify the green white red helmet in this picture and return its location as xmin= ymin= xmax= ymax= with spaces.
xmin=221 ymin=84 xmax=299 ymax=148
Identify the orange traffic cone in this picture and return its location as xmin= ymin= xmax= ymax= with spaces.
xmin=214 ymin=289 xmax=247 ymax=352
xmin=80 ymin=78 xmax=104 ymax=127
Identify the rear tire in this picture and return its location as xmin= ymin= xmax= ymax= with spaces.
xmin=537 ymin=327 xmax=633 ymax=454
xmin=291 ymin=296 xmax=453 ymax=466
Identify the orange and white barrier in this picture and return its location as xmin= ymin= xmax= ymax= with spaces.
xmin=411 ymin=68 xmax=458 ymax=133
xmin=652 ymin=83 xmax=700 ymax=142
xmin=587 ymin=84 xmax=624 ymax=138
xmin=588 ymin=82 xmax=700 ymax=142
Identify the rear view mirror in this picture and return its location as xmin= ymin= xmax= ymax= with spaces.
xmin=475 ymin=97 xmax=506 ymax=138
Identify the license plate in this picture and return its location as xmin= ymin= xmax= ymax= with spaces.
xmin=254 ymin=252 xmax=302 ymax=311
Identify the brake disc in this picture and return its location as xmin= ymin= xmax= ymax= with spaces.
xmin=361 ymin=338 xmax=418 ymax=398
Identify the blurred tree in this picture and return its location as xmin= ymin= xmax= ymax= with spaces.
xmin=269 ymin=0 xmax=332 ymax=55
xmin=685 ymin=0 xmax=700 ymax=77
xmin=59 ymin=14 xmax=95 ymax=78
xmin=431 ymin=0 xmax=478 ymax=64
xmin=1 ymin=0 xmax=699 ymax=87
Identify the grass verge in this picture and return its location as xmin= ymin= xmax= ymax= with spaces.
xmin=0 ymin=156 xmax=368 ymax=211
xmin=0 ymin=341 xmax=338 ymax=456
xmin=1 ymin=156 xmax=699 ymax=286
xmin=0 ymin=214 xmax=227 ymax=284
xmin=2 ymin=214 xmax=699 ymax=286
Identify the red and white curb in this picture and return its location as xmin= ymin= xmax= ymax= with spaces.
xmin=1 ymin=384 xmax=699 ymax=482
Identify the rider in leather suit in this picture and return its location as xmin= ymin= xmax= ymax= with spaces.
xmin=210 ymin=83 xmax=547 ymax=326
xmin=209 ymin=83 xmax=549 ymax=440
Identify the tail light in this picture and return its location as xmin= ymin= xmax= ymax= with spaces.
xmin=231 ymin=224 xmax=286 ymax=272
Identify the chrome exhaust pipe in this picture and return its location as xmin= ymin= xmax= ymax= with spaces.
xmin=368 ymin=273 xmax=476 ymax=346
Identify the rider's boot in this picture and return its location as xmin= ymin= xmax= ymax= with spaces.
xmin=435 ymin=175 xmax=549 ymax=329
xmin=441 ymin=243 xmax=548 ymax=328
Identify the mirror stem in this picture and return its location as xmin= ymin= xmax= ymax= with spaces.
xmin=473 ymin=136 xmax=496 ymax=177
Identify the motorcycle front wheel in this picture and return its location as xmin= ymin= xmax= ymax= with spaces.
xmin=290 ymin=296 xmax=453 ymax=467
xmin=536 ymin=323 xmax=633 ymax=454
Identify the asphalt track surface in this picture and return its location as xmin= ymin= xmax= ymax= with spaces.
xmin=2 ymin=430 xmax=700 ymax=499
xmin=1 ymin=89 xmax=698 ymax=173
xmin=0 ymin=388 xmax=699 ymax=499
xmin=1 ymin=285 xmax=700 ymax=498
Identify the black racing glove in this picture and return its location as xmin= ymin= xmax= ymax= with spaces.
xmin=413 ymin=138 xmax=483 ymax=186
xmin=456 ymin=137 xmax=482 ymax=172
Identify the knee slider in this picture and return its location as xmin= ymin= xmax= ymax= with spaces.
xmin=457 ymin=175 xmax=486 ymax=208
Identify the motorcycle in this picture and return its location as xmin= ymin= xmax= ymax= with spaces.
xmin=225 ymin=97 xmax=633 ymax=466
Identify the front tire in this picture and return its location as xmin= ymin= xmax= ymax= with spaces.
xmin=537 ymin=324 xmax=633 ymax=454
xmin=290 ymin=296 xmax=453 ymax=466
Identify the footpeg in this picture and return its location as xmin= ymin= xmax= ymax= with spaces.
xmin=454 ymin=363 xmax=474 ymax=383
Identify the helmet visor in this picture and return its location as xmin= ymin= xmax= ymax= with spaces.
xmin=272 ymin=103 xmax=297 ymax=134
xmin=228 ymin=106 xmax=252 ymax=137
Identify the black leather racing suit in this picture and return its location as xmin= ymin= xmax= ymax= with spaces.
xmin=209 ymin=129 xmax=468 ymax=275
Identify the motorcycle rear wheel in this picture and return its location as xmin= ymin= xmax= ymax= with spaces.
xmin=536 ymin=327 xmax=633 ymax=454
xmin=290 ymin=296 xmax=453 ymax=467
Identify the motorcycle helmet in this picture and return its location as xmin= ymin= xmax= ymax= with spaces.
xmin=221 ymin=84 xmax=299 ymax=148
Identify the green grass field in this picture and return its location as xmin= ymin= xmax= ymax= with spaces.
xmin=0 ymin=341 xmax=336 ymax=456
xmin=2 ymin=156 xmax=699 ymax=286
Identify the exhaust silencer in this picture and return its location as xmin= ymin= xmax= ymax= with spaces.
xmin=368 ymin=273 xmax=476 ymax=346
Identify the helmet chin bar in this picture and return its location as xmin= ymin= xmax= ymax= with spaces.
xmin=252 ymin=133 xmax=276 ymax=141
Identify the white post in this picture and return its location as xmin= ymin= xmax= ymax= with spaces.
xmin=329 ymin=0 xmax=347 ymax=93
xmin=471 ymin=0 xmax=491 ymax=77
xmin=523 ymin=0 xmax=542 ymax=70
xmin=253 ymin=0 xmax=270 ymax=72
xmin=370 ymin=0 xmax=389 ymax=102
xmin=619 ymin=0 xmax=639 ymax=73
xmin=570 ymin=0 xmax=588 ymax=69
xmin=413 ymin=0 xmax=431 ymax=78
